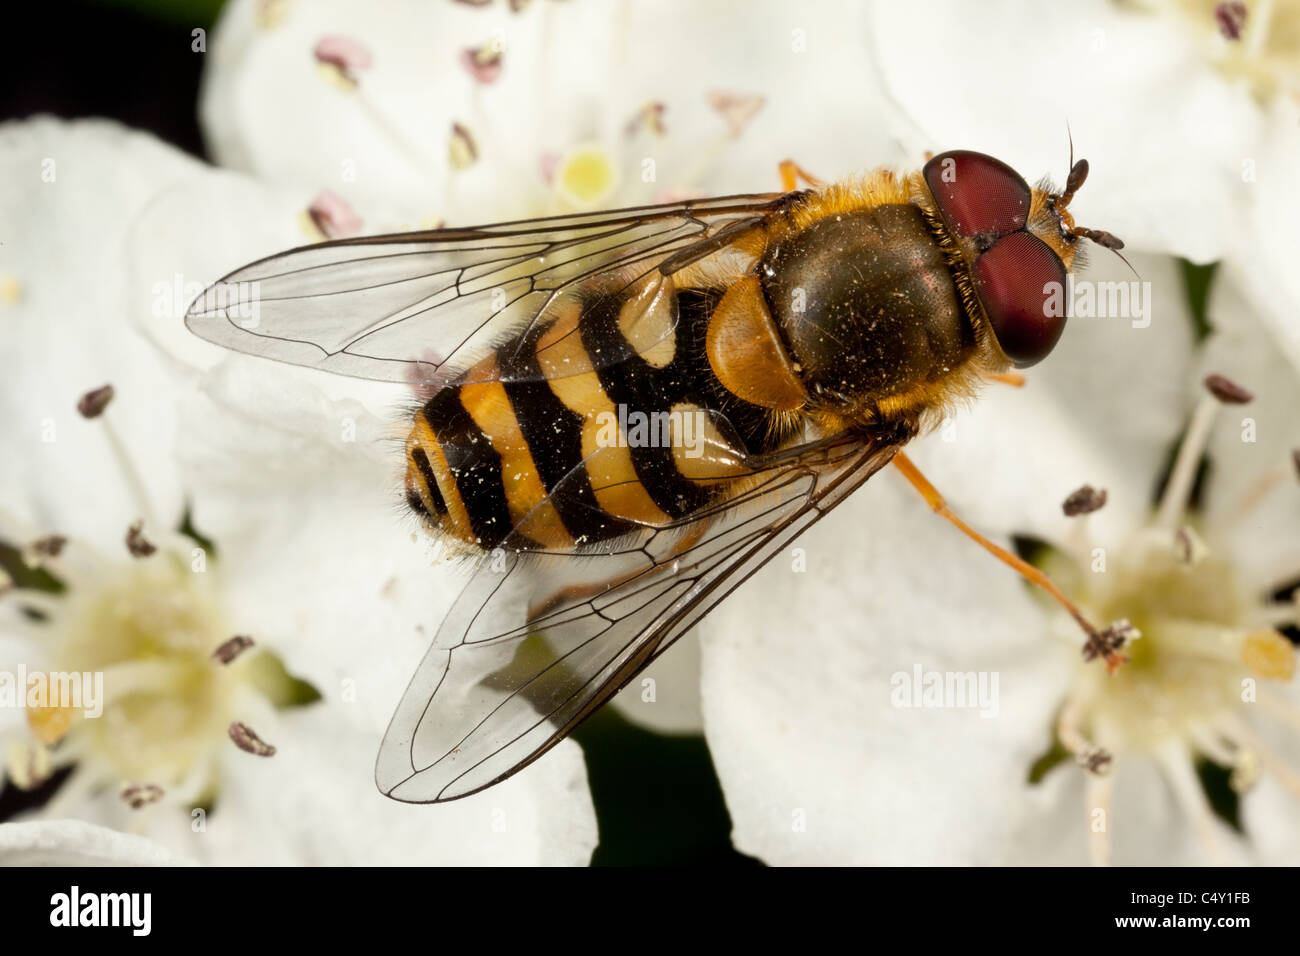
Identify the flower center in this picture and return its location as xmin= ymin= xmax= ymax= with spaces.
xmin=1035 ymin=375 xmax=1300 ymax=863
xmin=1066 ymin=528 xmax=1264 ymax=753
xmin=45 ymin=554 xmax=237 ymax=787
xmin=5 ymin=385 xmax=313 ymax=809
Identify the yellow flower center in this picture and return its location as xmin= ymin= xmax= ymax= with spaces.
xmin=1067 ymin=528 xmax=1268 ymax=753
xmin=16 ymin=544 xmax=311 ymax=801
xmin=36 ymin=555 xmax=235 ymax=787
xmin=555 ymin=144 xmax=619 ymax=208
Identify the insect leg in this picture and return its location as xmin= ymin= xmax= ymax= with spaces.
xmin=778 ymin=160 xmax=826 ymax=192
xmin=983 ymin=372 xmax=1026 ymax=387
xmin=890 ymin=451 xmax=1130 ymax=672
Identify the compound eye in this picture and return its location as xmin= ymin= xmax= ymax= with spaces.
xmin=923 ymin=150 xmax=1031 ymax=238
xmin=974 ymin=231 xmax=1068 ymax=368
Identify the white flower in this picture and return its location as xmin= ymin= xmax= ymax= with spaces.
xmin=0 ymin=117 xmax=596 ymax=865
xmin=698 ymin=247 xmax=1300 ymax=865
xmin=200 ymin=0 xmax=891 ymax=219
xmin=0 ymin=819 xmax=180 ymax=866
xmin=189 ymin=0 xmax=1300 ymax=865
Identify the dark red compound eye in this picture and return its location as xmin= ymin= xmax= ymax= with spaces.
xmin=923 ymin=150 xmax=1031 ymax=238
xmin=973 ymin=231 xmax=1068 ymax=368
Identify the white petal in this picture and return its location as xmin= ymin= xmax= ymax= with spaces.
xmin=582 ymin=1 xmax=888 ymax=196
xmin=122 ymin=166 xmax=310 ymax=377
xmin=1241 ymin=773 xmax=1300 ymax=865
xmin=172 ymin=707 xmax=596 ymax=866
xmin=1004 ymin=754 xmax=1255 ymax=865
xmin=997 ymin=768 xmax=1090 ymax=865
xmin=699 ymin=467 xmax=1072 ymax=864
xmin=870 ymin=0 xmax=1260 ymax=260
xmin=0 ymin=819 xmax=180 ymax=866
xmin=1115 ymin=751 xmax=1252 ymax=866
xmin=1236 ymin=679 xmax=1300 ymax=863
xmin=1227 ymin=98 xmax=1300 ymax=376
xmin=0 ymin=118 xmax=205 ymax=553
xmin=608 ymin=635 xmax=704 ymax=734
xmin=1197 ymin=271 xmax=1300 ymax=587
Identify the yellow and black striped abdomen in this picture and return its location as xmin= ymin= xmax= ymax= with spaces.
xmin=404 ymin=276 xmax=795 ymax=552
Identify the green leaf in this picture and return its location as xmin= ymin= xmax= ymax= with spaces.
xmin=1195 ymin=758 xmax=1243 ymax=834
xmin=1026 ymin=705 xmax=1072 ymax=785
xmin=0 ymin=540 xmax=66 ymax=595
xmin=1179 ymin=260 xmax=1218 ymax=343
xmin=245 ymin=650 xmax=323 ymax=709
xmin=1027 ymin=736 xmax=1071 ymax=785
xmin=177 ymin=504 xmax=217 ymax=559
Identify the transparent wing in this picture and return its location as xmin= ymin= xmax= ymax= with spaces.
xmin=185 ymin=193 xmax=796 ymax=385
xmin=376 ymin=427 xmax=908 ymax=803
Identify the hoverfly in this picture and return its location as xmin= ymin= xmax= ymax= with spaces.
xmin=187 ymin=149 xmax=1124 ymax=802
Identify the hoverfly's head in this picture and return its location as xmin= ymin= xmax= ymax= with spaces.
xmin=921 ymin=148 xmax=1124 ymax=370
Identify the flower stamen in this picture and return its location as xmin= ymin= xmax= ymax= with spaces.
xmin=1174 ymin=525 xmax=1209 ymax=566
xmin=1062 ymin=484 xmax=1108 ymax=516
xmin=1156 ymin=374 xmax=1252 ymax=530
xmin=212 ymin=635 xmax=255 ymax=665
xmin=1241 ymin=627 xmax=1295 ymax=679
xmin=1240 ymin=0 xmax=1275 ymax=61
xmin=1229 ymin=749 xmax=1260 ymax=793
xmin=75 ymin=384 xmax=114 ymax=419
xmin=1216 ymin=2 xmax=1248 ymax=40
xmin=22 ymin=534 xmax=67 ymax=569
xmin=460 ymin=43 xmax=503 ymax=85
xmin=125 ymin=520 xmax=156 ymax=558
xmin=1082 ymin=619 xmax=1140 ymax=673
xmin=228 ymin=721 xmax=276 ymax=757
xmin=120 ymin=782 xmax=165 ymax=810
xmin=79 ymin=384 xmax=158 ymax=529
xmin=1058 ymin=695 xmax=1114 ymax=775
xmin=305 ymin=191 xmax=364 ymax=241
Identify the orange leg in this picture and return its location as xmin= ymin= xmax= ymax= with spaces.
xmin=779 ymin=159 xmax=826 ymax=192
xmin=891 ymin=451 xmax=1129 ymax=672
xmin=984 ymin=372 xmax=1026 ymax=387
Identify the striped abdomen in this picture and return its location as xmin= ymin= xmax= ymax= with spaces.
xmin=404 ymin=277 xmax=790 ymax=552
